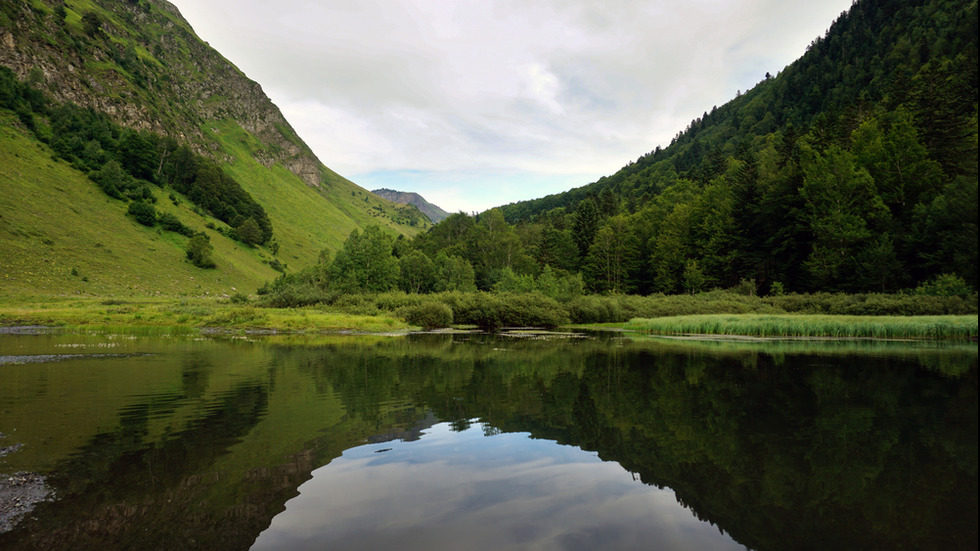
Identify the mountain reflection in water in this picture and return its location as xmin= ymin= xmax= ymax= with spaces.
xmin=0 ymin=333 xmax=975 ymax=551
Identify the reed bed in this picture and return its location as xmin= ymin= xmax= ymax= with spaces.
xmin=624 ymin=314 xmax=979 ymax=339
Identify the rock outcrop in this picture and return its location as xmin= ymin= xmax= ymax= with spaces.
xmin=0 ymin=0 xmax=323 ymax=187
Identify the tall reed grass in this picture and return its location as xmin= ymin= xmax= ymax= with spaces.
xmin=625 ymin=314 xmax=978 ymax=339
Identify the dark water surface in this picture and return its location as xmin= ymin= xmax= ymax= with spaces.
xmin=0 ymin=332 xmax=976 ymax=550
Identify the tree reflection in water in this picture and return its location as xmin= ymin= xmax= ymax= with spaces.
xmin=0 ymin=333 xmax=975 ymax=550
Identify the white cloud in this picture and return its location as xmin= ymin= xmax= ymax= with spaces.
xmin=169 ymin=0 xmax=853 ymax=212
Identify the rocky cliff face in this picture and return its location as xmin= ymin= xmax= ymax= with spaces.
xmin=0 ymin=0 xmax=322 ymax=187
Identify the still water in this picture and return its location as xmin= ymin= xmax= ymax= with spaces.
xmin=0 ymin=331 xmax=976 ymax=550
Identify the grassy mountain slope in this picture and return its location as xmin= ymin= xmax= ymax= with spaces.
xmin=0 ymin=113 xmax=278 ymax=296
xmin=0 ymin=0 xmax=428 ymax=298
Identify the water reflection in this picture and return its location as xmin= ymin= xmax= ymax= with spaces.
xmin=0 ymin=333 xmax=975 ymax=550
xmin=252 ymin=421 xmax=744 ymax=551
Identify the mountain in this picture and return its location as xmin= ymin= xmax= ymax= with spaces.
xmin=493 ymin=0 xmax=977 ymax=294
xmin=0 ymin=0 xmax=429 ymax=297
xmin=371 ymin=188 xmax=450 ymax=223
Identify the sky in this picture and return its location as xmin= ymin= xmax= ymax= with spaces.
xmin=167 ymin=0 xmax=854 ymax=213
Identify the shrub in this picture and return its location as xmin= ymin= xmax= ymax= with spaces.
xmin=401 ymin=302 xmax=454 ymax=330
xmin=158 ymin=212 xmax=194 ymax=236
xmin=448 ymin=292 xmax=567 ymax=331
xmin=567 ymin=295 xmax=623 ymax=323
xmin=915 ymin=274 xmax=972 ymax=297
xmin=258 ymin=283 xmax=334 ymax=308
xmin=186 ymin=234 xmax=216 ymax=268
xmin=127 ymin=200 xmax=157 ymax=226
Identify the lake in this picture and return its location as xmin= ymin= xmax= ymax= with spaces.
xmin=0 ymin=331 xmax=976 ymax=550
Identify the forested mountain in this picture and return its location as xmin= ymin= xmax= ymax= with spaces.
xmin=489 ymin=0 xmax=978 ymax=295
xmin=0 ymin=0 xmax=427 ymax=296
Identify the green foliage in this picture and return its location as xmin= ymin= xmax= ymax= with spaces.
xmin=127 ymin=200 xmax=157 ymax=226
xmin=445 ymin=292 xmax=569 ymax=331
xmin=915 ymin=274 xmax=972 ymax=297
xmin=169 ymin=155 xmax=273 ymax=244
xmin=399 ymin=250 xmax=436 ymax=293
xmin=158 ymin=212 xmax=194 ymax=237
xmin=328 ymin=226 xmax=399 ymax=293
xmin=186 ymin=234 xmax=216 ymax=269
xmin=235 ymin=217 xmax=264 ymax=246
xmin=400 ymin=302 xmax=453 ymax=330
xmin=433 ymin=252 xmax=477 ymax=292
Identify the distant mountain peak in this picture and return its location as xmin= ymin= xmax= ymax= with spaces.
xmin=372 ymin=189 xmax=450 ymax=223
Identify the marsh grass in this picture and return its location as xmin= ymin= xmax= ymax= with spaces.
xmin=0 ymin=296 xmax=409 ymax=334
xmin=625 ymin=314 xmax=978 ymax=339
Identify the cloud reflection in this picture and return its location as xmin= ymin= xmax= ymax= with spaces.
xmin=251 ymin=422 xmax=745 ymax=551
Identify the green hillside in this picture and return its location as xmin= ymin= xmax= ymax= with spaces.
xmin=0 ymin=0 xmax=428 ymax=298
xmin=496 ymin=0 xmax=977 ymax=295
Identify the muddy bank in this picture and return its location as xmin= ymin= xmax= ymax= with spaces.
xmin=0 ymin=326 xmax=58 ymax=335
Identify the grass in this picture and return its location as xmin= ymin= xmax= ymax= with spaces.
xmin=3 ymin=292 xmax=976 ymax=339
xmin=0 ymin=112 xmax=425 ymax=297
xmin=0 ymin=296 xmax=410 ymax=334
xmin=624 ymin=314 xmax=979 ymax=340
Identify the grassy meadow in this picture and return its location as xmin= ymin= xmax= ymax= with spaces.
xmin=0 ymin=296 xmax=409 ymax=334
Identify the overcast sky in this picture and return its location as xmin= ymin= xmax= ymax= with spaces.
xmin=167 ymin=0 xmax=853 ymax=213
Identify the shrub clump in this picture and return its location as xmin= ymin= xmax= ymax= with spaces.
xmin=127 ymin=200 xmax=157 ymax=226
xmin=401 ymin=302 xmax=454 ymax=330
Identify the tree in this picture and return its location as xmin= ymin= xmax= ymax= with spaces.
xmin=537 ymin=226 xmax=579 ymax=272
xmin=236 ymin=217 xmax=263 ymax=246
xmin=465 ymin=209 xmax=531 ymax=290
xmin=572 ymin=198 xmax=600 ymax=258
xmin=583 ymin=215 xmax=639 ymax=293
xmin=433 ymin=252 xmax=477 ymax=292
xmin=800 ymin=145 xmax=886 ymax=290
xmin=399 ymin=250 xmax=436 ymax=294
xmin=683 ymin=260 xmax=707 ymax=294
xmin=91 ymin=160 xmax=130 ymax=199
xmin=117 ymin=131 xmax=157 ymax=181
xmin=186 ymin=234 xmax=215 ymax=268
xmin=328 ymin=226 xmax=399 ymax=293
xmin=648 ymin=202 xmax=693 ymax=293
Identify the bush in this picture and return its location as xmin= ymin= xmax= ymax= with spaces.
xmin=186 ymin=234 xmax=216 ymax=268
xmin=915 ymin=274 xmax=972 ymax=297
xmin=448 ymin=292 xmax=568 ymax=331
xmin=158 ymin=212 xmax=194 ymax=236
xmin=401 ymin=302 xmax=454 ymax=330
xmin=258 ymin=283 xmax=334 ymax=308
xmin=127 ymin=200 xmax=157 ymax=226
xmin=567 ymin=295 xmax=623 ymax=324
